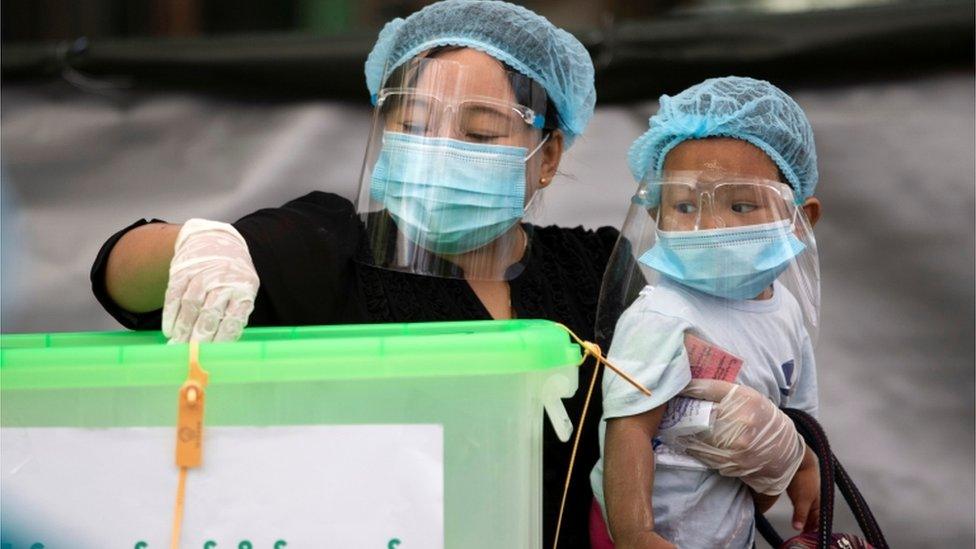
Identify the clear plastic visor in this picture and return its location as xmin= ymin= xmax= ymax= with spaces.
xmin=355 ymin=55 xmax=550 ymax=281
xmin=639 ymin=175 xmax=799 ymax=231
xmin=597 ymin=171 xmax=821 ymax=344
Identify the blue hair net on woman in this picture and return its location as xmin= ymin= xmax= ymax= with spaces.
xmin=364 ymin=0 xmax=596 ymax=147
xmin=628 ymin=76 xmax=819 ymax=202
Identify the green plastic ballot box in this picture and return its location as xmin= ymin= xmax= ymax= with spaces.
xmin=1 ymin=319 xmax=582 ymax=549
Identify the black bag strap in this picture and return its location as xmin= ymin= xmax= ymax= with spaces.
xmin=783 ymin=408 xmax=836 ymax=546
xmin=755 ymin=512 xmax=785 ymax=547
xmin=755 ymin=408 xmax=889 ymax=549
xmin=831 ymin=454 xmax=888 ymax=545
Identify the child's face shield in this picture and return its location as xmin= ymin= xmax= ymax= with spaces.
xmin=354 ymin=55 xmax=550 ymax=281
xmin=642 ymin=173 xmax=798 ymax=231
xmin=597 ymin=170 xmax=821 ymax=345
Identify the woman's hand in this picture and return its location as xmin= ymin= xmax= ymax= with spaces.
xmin=673 ymin=379 xmax=806 ymax=496
xmin=162 ymin=219 xmax=259 ymax=343
xmin=786 ymin=446 xmax=821 ymax=532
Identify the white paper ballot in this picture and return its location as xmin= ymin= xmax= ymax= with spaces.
xmin=654 ymin=397 xmax=714 ymax=470
xmin=658 ymin=397 xmax=714 ymax=438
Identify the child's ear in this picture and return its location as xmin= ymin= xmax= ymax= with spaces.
xmin=801 ymin=197 xmax=822 ymax=227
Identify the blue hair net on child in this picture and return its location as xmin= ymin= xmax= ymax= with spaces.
xmin=364 ymin=0 xmax=596 ymax=146
xmin=628 ymin=76 xmax=818 ymax=202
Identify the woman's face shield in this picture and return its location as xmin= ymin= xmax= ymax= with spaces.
xmin=376 ymin=89 xmax=544 ymax=143
xmin=355 ymin=54 xmax=549 ymax=281
xmin=597 ymin=171 xmax=821 ymax=344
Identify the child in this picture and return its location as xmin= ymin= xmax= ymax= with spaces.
xmin=591 ymin=76 xmax=823 ymax=548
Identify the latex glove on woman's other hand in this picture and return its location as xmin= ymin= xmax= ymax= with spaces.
xmin=162 ymin=219 xmax=259 ymax=343
xmin=673 ymin=379 xmax=806 ymax=496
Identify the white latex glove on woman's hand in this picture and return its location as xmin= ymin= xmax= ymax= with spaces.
xmin=162 ymin=219 xmax=259 ymax=343
xmin=672 ymin=379 xmax=806 ymax=495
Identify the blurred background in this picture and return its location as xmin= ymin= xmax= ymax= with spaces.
xmin=1 ymin=0 xmax=973 ymax=545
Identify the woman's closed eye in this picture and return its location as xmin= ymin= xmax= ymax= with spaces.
xmin=401 ymin=121 xmax=429 ymax=134
xmin=464 ymin=130 xmax=505 ymax=142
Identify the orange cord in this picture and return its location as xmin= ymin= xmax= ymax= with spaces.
xmin=551 ymin=325 xmax=651 ymax=549
xmin=551 ymin=347 xmax=602 ymax=549
xmin=557 ymin=324 xmax=651 ymax=396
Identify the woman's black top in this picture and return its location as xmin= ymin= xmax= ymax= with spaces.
xmin=91 ymin=191 xmax=619 ymax=548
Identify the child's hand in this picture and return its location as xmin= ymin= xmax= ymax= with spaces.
xmin=786 ymin=446 xmax=821 ymax=532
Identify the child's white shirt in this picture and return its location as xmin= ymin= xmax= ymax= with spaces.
xmin=590 ymin=277 xmax=818 ymax=549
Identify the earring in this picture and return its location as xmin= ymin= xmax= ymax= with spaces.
xmin=540 ymin=177 xmax=549 ymax=184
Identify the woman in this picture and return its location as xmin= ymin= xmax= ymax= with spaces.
xmin=92 ymin=1 xmax=609 ymax=546
xmin=92 ymin=4 xmax=813 ymax=546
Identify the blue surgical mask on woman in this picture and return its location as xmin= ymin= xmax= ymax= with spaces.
xmin=638 ymin=219 xmax=806 ymax=300
xmin=370 ymin=130 xmax=546 ymax=255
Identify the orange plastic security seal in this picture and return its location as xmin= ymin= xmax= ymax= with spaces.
xmin=176 ymin=342 xmax=209 ymax=467
xmin=171 ymin=342 xmax=210 ymax=549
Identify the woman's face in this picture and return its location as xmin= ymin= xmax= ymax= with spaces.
xmin=382 ymin=48 xmax=562 ymax=202
xmin=389 ymin=48 xmax=539 ymax=147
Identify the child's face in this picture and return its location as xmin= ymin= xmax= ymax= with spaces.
xmin=656 ymin=138 xmax=796 ymax=231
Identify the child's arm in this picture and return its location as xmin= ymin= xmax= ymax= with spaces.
xmin=604 ymin=406 xmax=676 ymax=549
xmin=751 ymin=490 xmax=779 ymax=513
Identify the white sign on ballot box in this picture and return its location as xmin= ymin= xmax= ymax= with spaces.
xmin=1 ymin=424 xmax=444 ymax=548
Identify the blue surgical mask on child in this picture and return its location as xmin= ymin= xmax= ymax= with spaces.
xmin=370 ymin=131 xmax=547 ymax=255
xmin=638 ymin=219 xmax=806 ymax=300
